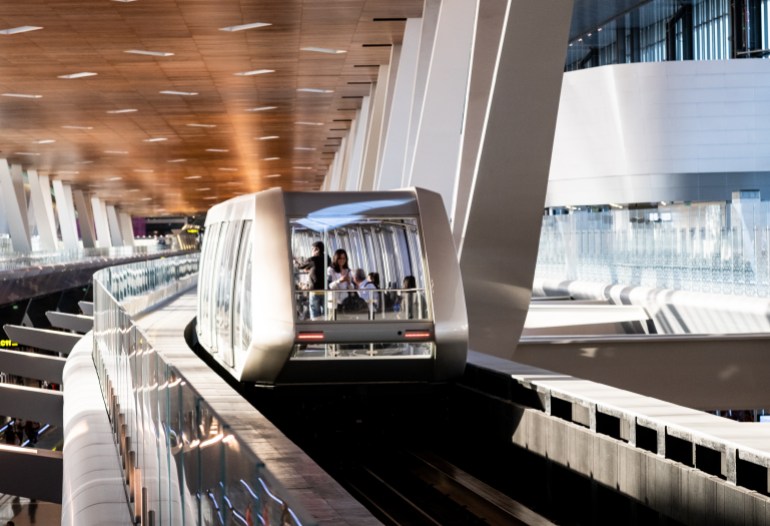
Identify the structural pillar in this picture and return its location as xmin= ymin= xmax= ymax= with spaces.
xmin=377 ymin=18 xmax=423 ymax=190
xmin=0 ymin=159 xmax=32 ymax=252
xmin=459 ymin=0 xmax=573 ymax=360
xmin=117 ymin=211 xmax=134 ymax=247
xmin=408 ymin=0 xmax=478 ymax=220
xmin=452 ymin=0 xmax=508 ymax=247
xmin=72 ymin=190 xmax=96 ymax=249
xmin=91 ymin=196 xmax=112 ymax=248
xmin=358 ymin=65 xmax=391 ymax=191
xmin=52 ymin=180 xmax=79 ymax=251
xmin=344 ymin=98 xmax=371 ymax=191
xmin=106 ymin=205 xmax=123 ymax=247
xmin=27 ymin=169 xmax=57 ymax=251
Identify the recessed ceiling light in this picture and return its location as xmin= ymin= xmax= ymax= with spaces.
xmin=263 ymin=157 xmax=280 ymax=161
xmin=3 ymin=93 xmax=42 ymax=99
xmin=15 ymin=152 xmax=40 ymax=156
xmin=169 ymin=158 xmax=188 ymax=163
xmin=144 ymin=137 xmax=167 ymax=142
xmin=107 ymin=108 xmax=138 ymax=114
xmin=107 ymin=176 xmax=123 ymax=181
xmin=134 ymin=169 xmax=154 ymax=173
xmin=112 ymin=0 xmax=138 ymax=3
xmin=183 ymin=175 xmax=202 ymax=179
xmin=35 ymin=139 xmax=55 ymax=144
xmin=77 ymin=160 xmax=94 ymax=165
xmin=219 ymin=22 xmax=271 ymax=32
xmin=104 ymin=150 xmax=129 ymax=155
xmin=140 ymin=197 xmax=153 ymax=201
xmin=196 ymin=187 xmax=211 ymax=191
xmin=63 ymin=125 xmax=93 ymax=130
xmin=57 ymin=170 xmax=80 ymax=175
xmin=58 ymin=72 xmax=98 ymax=79
xmin=295 ymin=121 xmax=324 ymax=126
xmin=0 ymin=26 xmax=43 ymax=35
xmin=160 ymin=90 xmax=198 ymax=96
xmin=296 ymin=88 xmax=334 ymax=94
xmin=294 ymin=166 xmax=313 ymax=170
xmin=264 ymin=174 xmax=281 ymax=178
xmin=300 ymin=46 xmax=346 ymax=54
xmin=246 ymin=106 xmax=277 ymax=112
xmin=206 ymin=148 xmax=228 ymax=152
xmin=294 ymin=146 xmax=316 ymax=151
xmin=256 ymin=135 xmax=279 ymax=140
xmin=222 ymin=180 xmax=241 ymax=185
xmin=203 ymin=196 xmax=218 ymax=200
xmin=218 ymin=168 xmax=238 ymax=172
xmin=186 ymin=123 xmax=216 ymax=128
xmin=234 ymin=69 xmax=274 ymax=76
xmin=124 ymin=49 xmax=174 ymax=57
xmin=128 ymin=188 xmax=141 ymax=192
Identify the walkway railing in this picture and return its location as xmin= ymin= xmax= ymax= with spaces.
xmin=92 ymin=254 xmax=316 ymax=526
xmin=536 ymin=212 xmax=770 ymax=296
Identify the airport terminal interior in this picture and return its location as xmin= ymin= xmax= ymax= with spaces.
xmin=3 ymin=0 xmax=770 ymax=524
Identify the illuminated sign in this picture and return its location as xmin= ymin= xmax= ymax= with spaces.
xmin=0 ymin=339 xmax=19 ymax=348
xmin=186 ymin=228 xmax=200 ymax=234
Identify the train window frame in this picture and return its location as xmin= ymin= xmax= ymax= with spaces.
xmin=214 ymin=220 xmax=244 ymax=367
xmin=232 ymin=220 xmax=253 ymax=371
xmin=289 ymin=215 xmax=432 ymax=323
xmin=198 ymin=221 xmax=221 ymax=349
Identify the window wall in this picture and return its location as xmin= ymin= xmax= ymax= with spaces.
xmin=566 ymin=0 xmax=765 ymax=70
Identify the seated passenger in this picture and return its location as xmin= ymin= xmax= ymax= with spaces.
xmin=326 ymin=248 xmax=355 ymax=311
xmin=353 ymin=268 xmax=379 ymax=317
xmin=396 ymin=275 xmax=425 ymax=319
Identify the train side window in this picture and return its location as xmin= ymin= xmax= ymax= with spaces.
xmin=215 ymin=221 xmax=243 ymax=364
xmin=198 ymin=222 xmax=221 ymax=348
xmin=232 ymin=221 xmax=253 ymax=370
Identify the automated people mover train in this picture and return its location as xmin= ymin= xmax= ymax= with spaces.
xmin=193 ymin=187 xmax=467 ymax=386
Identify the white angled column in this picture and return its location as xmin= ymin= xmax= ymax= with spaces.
xmin=408 ymin=0 xmax=478 ymax=219
xmin=72 ymin=190 xmax=96 ymax=248
xmin=344 ymin=97 xmax=372 ymax=191
xmin=459 ymin=0 xmax=573 ymax=360
xmin=91 ymin=196 xmax=112 ymax=248
xmin=358 ymin=65 xmax=391 ymax=191
xmin=377 ymin=18 xmax=423 ymax=190
xmin=52 ymin=179 xmax=80 ymax=251
xmin=403 ymin=0 xmax=441 ymax=188
xmin=0 ymin=159 xmax=32 ymax=252
xmin=10 ymin=164 xmax=30 ymax=241
xmin=117 ymin=211 xmax=135 ymax=247
xmin=452 ymin=0 xmax=508 ymax=246
xmin=335 ymin=135 xmax=352 ymax=191
xmin=27 ymin=169 xmax=57 ymax=251
xmin=106 ymin=205 xmax=123 ymax=247
xmin=39 ymin=173 xmax=58 ymax=243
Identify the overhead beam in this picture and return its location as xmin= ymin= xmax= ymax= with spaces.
xmin=0 ymin=349 xmax=65 ymax=384
xmin=3 ymin=325 xmax=82 ymax=355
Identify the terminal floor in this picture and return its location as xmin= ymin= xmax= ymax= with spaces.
xmin=0 ymin=496 xmax=60 ymax=525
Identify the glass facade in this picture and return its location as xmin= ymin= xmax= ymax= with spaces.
xmin=566 ymin=0 xmax=766 ymax=70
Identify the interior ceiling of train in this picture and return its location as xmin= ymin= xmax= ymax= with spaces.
xmin=0 ymin=0 xmax=635 ymax=217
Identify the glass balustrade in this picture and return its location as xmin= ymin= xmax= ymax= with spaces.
xmin=92 ymin=254 xmax=316 ymax=525
xmin=536 ymin=204 xmax=770 ymax=297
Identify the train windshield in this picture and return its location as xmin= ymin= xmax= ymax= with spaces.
xmin=290 ymin=215 xmax=430 ymax=323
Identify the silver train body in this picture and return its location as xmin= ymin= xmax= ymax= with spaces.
xmin=196 ymin=187 xmax=468 ymax=386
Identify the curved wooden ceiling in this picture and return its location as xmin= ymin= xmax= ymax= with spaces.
xmin=0 ymin=0 xmax=421 ymax=215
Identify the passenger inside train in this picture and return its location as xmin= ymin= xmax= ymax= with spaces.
xmin=291 ymin=216 xmax=430 ymax=323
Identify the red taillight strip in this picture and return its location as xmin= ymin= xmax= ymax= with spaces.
xmin=297 ymin=332 xmax=325 ymax=341
xmin=404 ymin=330 xmax=431 ymax=339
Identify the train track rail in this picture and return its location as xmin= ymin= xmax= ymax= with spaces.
xmin=344 ymin=450 xmax=554 ymax=526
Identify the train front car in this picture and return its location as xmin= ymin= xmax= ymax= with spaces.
xmin=196 ymin=187 xmax=468 ymax=386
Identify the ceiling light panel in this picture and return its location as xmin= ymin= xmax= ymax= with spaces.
xmin=297 ymin=88 xmax=334 ymax=94
xmin=301 ymin=46 xmax=346 ymax=54
xmin=58 ymin=72 xmax=98 ymax=79
xmin=125 ymin=49 xmax=174 ymax=57
xmin=219 ymin=22 xmax=271 ymax=32
xmin=246 ymin=106 xmax=277 ymax=112
xmin=257 ymin=135 xmax=279 ymax=140
xmin=0 ymin=26 xmax=43 ymax=35
xmin=186 ymin=123 xmax=216 ymax=128
xmin=160 ymin=90 xmax=198 ymax=96
xmin=234 ymin=69 xmax=274 ymax=76
xmin=3 ymin=93 xmax=42 ymax=99
xmin=206 ymin=148 xmax=228 ymax=152
xmin=107 ymin=108 xmax=138 ymax=114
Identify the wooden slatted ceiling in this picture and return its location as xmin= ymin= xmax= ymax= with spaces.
xmin=0 ymin=0 xmax=421 ymax=215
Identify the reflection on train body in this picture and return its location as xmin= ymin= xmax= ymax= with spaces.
xmin=195 ymin=187 xmax=468 ymax=386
